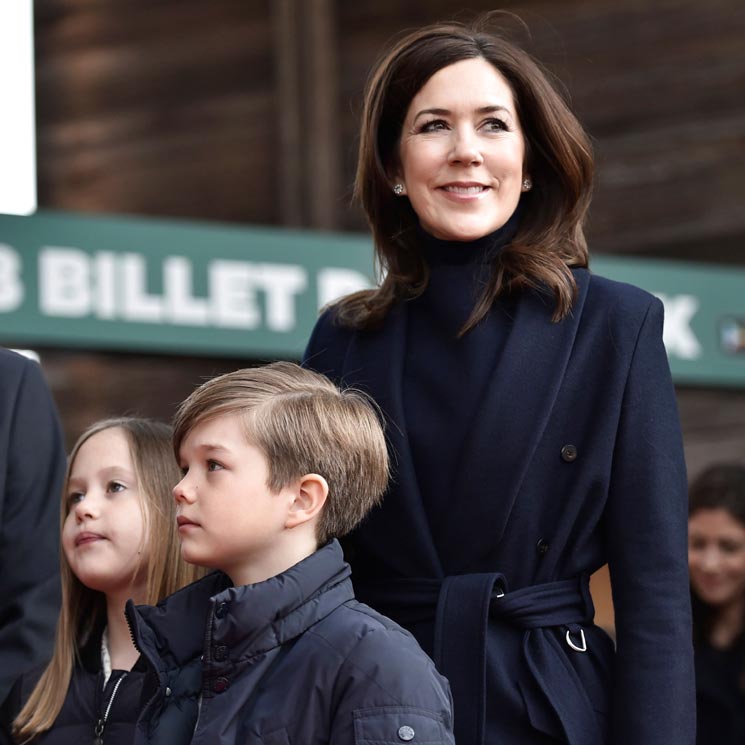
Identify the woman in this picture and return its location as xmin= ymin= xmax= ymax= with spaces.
xmin=689 ymin=464 xmax=745 ymax=745
xmin=0 ymin=418 xmax=204 ymax=745
xmin=303 ymin=16 xmax=695 ymax=745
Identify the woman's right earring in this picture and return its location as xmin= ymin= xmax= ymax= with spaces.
xmin=393 ymin=183 xmax=405 ymax=196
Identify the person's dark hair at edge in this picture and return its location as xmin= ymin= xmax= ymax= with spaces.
xmin=689 ymin=463 xmax=745 ymax=647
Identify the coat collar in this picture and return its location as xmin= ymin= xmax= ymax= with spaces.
xmin=342 ymin=270 xmax=591 ymax=572
xmin=128 ymin=540 xmax=354 ymax=667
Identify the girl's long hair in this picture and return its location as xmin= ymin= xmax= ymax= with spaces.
xmin=13 ymin=418 xmax=203 ymax=742
xmin=336 ymin=13 xmax=593 ymax=333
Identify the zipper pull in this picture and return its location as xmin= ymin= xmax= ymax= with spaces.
xmin=94 ymin=717 xmax=104 ymax=744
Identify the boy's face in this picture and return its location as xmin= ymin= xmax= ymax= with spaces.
xmin=174 ymin=413 xmax=292 ymax=583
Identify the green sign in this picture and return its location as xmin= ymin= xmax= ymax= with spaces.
xmin=1 ymin=210 xmax=744 ymax=387
xmin=0 ymin=210 xmax=375 ymax=359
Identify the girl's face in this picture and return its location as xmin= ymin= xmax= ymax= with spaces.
xmin=62 ymin=427 xmax=148 ymax=601
xmin=689 ymin=507 xmax=745 ymax=608
xmin=396 ymin=57 xmax=527 ymax=242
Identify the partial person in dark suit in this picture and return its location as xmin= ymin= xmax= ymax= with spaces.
xmin=0 ymin=349 xmax=66 ymax=702
xmin=303 ymin=15 xmax=695 ymax=745
xmin=688 ymin=464 xmax=745 ymax=745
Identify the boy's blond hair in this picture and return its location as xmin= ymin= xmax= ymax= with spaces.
xmin=173 ymin=362 xmax=389 ymax=545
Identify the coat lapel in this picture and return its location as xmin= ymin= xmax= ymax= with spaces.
xmin=343 ymin=303 xmax=444 ymax=578
xmin=440 ymin=271 xmax=590 ymax=570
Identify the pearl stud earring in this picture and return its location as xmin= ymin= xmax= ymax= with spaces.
xmin=393 ymin=184 xmax=405 ymax=195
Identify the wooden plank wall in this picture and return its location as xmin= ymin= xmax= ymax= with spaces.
xmin=31 ymin=0 xmax=745 ymax=469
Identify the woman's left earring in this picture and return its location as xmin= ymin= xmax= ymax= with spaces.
xmin=522 ymin=178 xmax=532 ymax=192
xmin=393 ymin=184 xmax=405 ymax=195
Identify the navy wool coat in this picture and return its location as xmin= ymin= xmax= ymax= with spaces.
xmin=303 ymin=269 xmax=696 ymax=745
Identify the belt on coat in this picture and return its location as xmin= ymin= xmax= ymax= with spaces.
xmin=357 ymin=573 xmax=600 ymax=745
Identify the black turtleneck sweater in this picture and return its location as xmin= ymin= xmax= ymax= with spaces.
xmin=403 ymin=219 xmax=518 ymax=522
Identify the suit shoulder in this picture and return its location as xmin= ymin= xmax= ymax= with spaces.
xmin=303 ymin=305 xmax=356 ymax=376
xmin=580 ymin=270 xmax=662 ymax=327
xmin=583 ymin=270 xmax=658 ymax=310
xmin=0 ymin=348 xmax=36 ymax=379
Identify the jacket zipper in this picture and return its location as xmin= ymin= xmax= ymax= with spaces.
xmin=124 ymin=603 xmax=162 ymax=724
xmin=93 ymin=672 xmax=127 ymax=745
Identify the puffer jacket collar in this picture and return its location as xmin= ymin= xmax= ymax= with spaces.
xmin=128 ymin=540 xmax=354 ymax=668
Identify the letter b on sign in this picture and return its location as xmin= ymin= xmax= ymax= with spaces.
xmin=39 ymin=247 xmax=91 ymax=317
xmin=0 ymin=244 xmax=23 ymax=311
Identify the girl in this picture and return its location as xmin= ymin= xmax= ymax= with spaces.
xmin=689 ymin=463 xmax=745 ymax=745
xmin=1 ymin=418 xmax=202 ymax=744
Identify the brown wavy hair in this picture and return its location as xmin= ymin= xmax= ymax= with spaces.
xmin=14 ymin=418 xmax=205 ymax=743
xmin=335 ymin=14 xmax=593 ymax=332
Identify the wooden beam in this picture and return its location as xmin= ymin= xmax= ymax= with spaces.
xmin=272 ymin=0 xmax=304 ymax=226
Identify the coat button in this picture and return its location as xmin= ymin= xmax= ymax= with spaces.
xmin=398 ymin=725 xmax=415 ymax=741
xmin=536 ymin=539 xmax=550 ymax=555
xmin=214 ymin=645 xmax=228 ymax=662
xmin=165 ymin=687 xmax=172 ymax=697
xmin=213 ymin=676 xmax=230 ymax=693
xmin=215 ymin=602 xmax=228 ymax=619
xmin=560 ymin=444 xmax=578 ymax=462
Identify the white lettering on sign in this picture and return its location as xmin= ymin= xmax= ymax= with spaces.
xmin=210 ymin=260 xmax=262 ymax=329
xmin=655 ymin=293 xmax=702 ymax=360
xmin=121 ymin=253 xmax=164 ymax=322
xmin=39 ymin=247 xmax=90 ymax=316
xmin=259 ymin=264 xmax=307 ymax=331
xmin=317 ymin=267 xmax=372 ymax=307
xmin=36 ymin=247 xmax=311 ymax=332
xmin=94 ymin=252 xmax=117 ymax=319
xmin=0 ymin=243 xmax=24 ymax=311
xmin=164 ymin=256 xmax=208 ymax=326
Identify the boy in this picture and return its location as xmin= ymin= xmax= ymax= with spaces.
xmin=126 ymin=362 xmax=454 ymax=745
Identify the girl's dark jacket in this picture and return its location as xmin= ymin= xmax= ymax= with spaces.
xmin=0 ymin=631 xmax=148 ymax=745
xmin=125 ymin=539 xmax=454 ymax=745
xmin=303 ymin=268 xmax=696 ymax=745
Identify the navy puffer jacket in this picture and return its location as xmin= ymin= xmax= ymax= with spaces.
xmin=127 ymin=540 xmax=455 ymax=745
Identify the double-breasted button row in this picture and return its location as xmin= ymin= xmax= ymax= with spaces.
xmin=560 ymin=444 xmax=578 ymax=463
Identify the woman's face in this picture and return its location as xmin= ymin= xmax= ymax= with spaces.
xmin=396 ymin=57 xmax=527 ymax=242
xmin=689 ymin=507 xmax=745 ymax=608
xmin=62 ymin=427 xmax=149 ymax=601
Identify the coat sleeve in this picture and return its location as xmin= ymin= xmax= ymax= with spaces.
xmin=328 ymin=627 xmax=455 ymax=745
xmin=0 ymin=678 xmax=20 ymax=745
xmin=604 ymin=298 xmax=695 ymax=744
xmin=0 ymin=354 xmax=66 ymax=702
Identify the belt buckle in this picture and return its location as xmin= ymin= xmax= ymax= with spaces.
xmin=565 ymin=627 xmax=587 ymax=652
